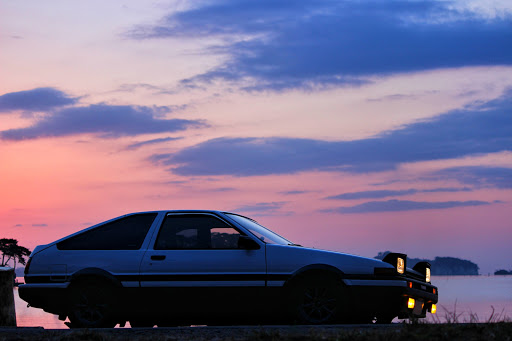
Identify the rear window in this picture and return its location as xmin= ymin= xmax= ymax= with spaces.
xmin=57 ymin=213 xmax=157 ymax=250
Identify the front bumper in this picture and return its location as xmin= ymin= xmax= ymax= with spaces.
xmin=344 ymin=277 xmax=438 ymax=319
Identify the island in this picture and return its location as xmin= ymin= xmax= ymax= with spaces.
xmin=494 ymin=269 xmax=512 ymax=275
xmin=375 ymin=251 xmax=479 ymax=276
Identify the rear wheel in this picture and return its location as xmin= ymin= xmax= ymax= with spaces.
xmin=130 ymin=318 xmax=156 ymax=328
xmin=289 ymin=277 xmax=344 ymax=324
xmin=67 ymin=280 xmax=116 ymax=328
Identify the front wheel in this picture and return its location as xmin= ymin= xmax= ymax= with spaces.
xmin=67 ymin=280 xmax=116 ymax=328
xmin=374 ymin=315 xmax=395 ymax=324
xmin=289 ymin=277 xmax=344 ymax=324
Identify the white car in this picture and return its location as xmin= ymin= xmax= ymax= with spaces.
xmin=19 ymin=210 xmax=438 ymax=328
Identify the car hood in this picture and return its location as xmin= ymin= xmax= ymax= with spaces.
xmin=266 ymin=244 xmax=393 ymax=275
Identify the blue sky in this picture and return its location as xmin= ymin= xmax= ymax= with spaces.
xmin=152 ymin=90 xmax=512 ymax=179
xmin=131 ymin=0 xmax=512 ymax=90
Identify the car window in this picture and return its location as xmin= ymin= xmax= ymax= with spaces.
xmin=57 ymin=213 xmax=157 ymax=250
xmin=154 ymin=214 xmax=241 ymax=250
xmin=210 ymin=227 xmax=241 ymax=249
xmin=225 ymin=213 xmax=291 ymax=245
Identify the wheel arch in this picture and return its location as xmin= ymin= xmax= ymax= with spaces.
xmin=66 ymin=268 xmax=120 ymax=328
xmin=69 ymin=267 xmax=123 ymax=288
xmin=283 ymin=264 xmax=346 ymax=289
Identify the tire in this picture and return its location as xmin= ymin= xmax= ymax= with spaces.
xmin=374 ymin=315 xmax=395 ymax=324
xmin=130 ymin=318 xmax=156 ymax=328
xmin=350 ymin=314 xmax=395 ymax=324
xmin=289 ymin=276 xmax=344 ymax=324
xmin=67 ymin=280 xmax=116 ymax=328
xmin=156 ymin=320 xmax=183 ymax=327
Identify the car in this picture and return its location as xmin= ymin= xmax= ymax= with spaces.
xmin=19 ymin=210 xmax=438 ymax=328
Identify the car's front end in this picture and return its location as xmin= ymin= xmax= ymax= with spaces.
xmin=265 ymin=244 xmax=438 ymax=323
xmin=364 ymin=252 xmax=438 ymax=320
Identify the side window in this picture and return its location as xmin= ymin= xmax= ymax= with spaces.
xmin=211 ymin=227 xmax=240 ymax=249
xmin=155 ymin=214 xmax=241 ymax=250
xmin=57 ymin=213 xmax=157 ymax=250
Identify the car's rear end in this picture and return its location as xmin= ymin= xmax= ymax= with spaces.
xmin=18 ymin=244 xmax=70 ymax=317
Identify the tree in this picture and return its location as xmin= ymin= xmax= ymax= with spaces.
xmin=0 ymin=238 xmax=31 ymax=271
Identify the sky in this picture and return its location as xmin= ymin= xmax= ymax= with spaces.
xmin=1 ymin=0 xmax=511 ymax=274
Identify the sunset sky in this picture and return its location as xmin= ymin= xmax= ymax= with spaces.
xmin=1 ymin=0 xmax=511 ymax=274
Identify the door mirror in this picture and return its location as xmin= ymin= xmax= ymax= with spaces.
xmin=238 ymin=235 xmax=260 ymax=250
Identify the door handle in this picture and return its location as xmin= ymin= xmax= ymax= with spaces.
xmin=151 ymin=255 xmax=166 ymax=261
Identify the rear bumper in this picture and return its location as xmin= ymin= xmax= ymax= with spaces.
xmin=18 ymin=284 xmax=69 ymax=315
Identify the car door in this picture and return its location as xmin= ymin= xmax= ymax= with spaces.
xmin=139 ymin=212 xmax=267 ymax=313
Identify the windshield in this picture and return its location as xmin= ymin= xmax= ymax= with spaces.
xmin=225 ymin=213 xmax=292 ymax=245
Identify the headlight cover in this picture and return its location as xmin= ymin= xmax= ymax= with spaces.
xmin=382 ymin=252 xmax=408 ymax=275
xmin=413 ymin=261 xmax=432 ymax=283
xmin=397 ymin=257 xmax=405 ymax=274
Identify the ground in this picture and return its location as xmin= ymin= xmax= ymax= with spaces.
xmin=1 ymin=323 xmax=512 ymax=341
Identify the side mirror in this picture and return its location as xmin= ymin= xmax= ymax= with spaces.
xmin=238 ymin=235 xmax=260 ymax=250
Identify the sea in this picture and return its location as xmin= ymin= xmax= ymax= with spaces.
xmin=13 ymin=276 xmax=512 ymax=329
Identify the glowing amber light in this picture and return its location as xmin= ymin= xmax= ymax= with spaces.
xmin=426 ymin=267 xmax=431 ymax=283
xmin=397 ymin=258 xmax=405 ymax=274
xmin=408 ymin=282 xmax=413 ymax=288
xmin=408 ymin=298 xmax=415 ymax=309
xmin=431 ymin=304 xmax=437 ymax=314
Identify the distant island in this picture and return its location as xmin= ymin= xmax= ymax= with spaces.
xmin=494 ymin=269 xmax=512 ymax=275
xmin=15 ymin=266 xmax=25 ymax=277
xmin=375 ymin=251 xmax=479 ymax=276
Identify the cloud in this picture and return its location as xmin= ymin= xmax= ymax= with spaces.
xmin=125 ymin=137 xmax=182 ymax=150
xmin=116 ymin=83 xmax=169 ymax=93
xmin=209 ymin=187 xmax=236 ymax=192
xmin=31 ymin=223 xmax=48 ymax=227
xmin=327 ymin=187 xmax=472 ymax=200
xmin=279 ymin=190 xmax=310 ymax=195
xmin=421 ymin=187 xmax=473 ymax=193
xmin=1 ymin=104 xmax=206 ymax=140
xmin=234 ymin=201 xmax=287 ymax=212
xmin=232 ymin=201 xmax=289 ymax=216
xmin=14 ymin=224 xmax=22 ymax=227
xmin=328 ymin=189 xmax=418 ymax=200
xmin=435 ymin=166 xmax=512 ymax=189
xmin=0 ymin=88 xmax=78 ymax=112
xmin=152 ymin=90 xmax=512 ymax=179
xmin=129 ymin=0 xmax=512 ymax=91
xmin=165 ymin=180 xmax=188 ymax=185
xmin=324 ymin=199 xmax=491 ymax=214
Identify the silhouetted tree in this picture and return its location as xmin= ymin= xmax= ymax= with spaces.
xmin=0 ymin=238 xmax=31 ymax=271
